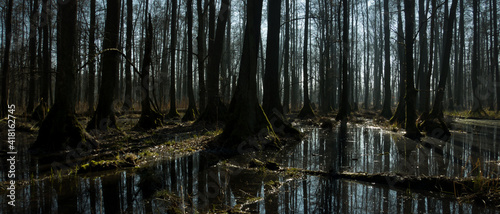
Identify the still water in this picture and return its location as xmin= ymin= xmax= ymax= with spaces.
xmin=1 ymin=119 xmax=499 ymax=213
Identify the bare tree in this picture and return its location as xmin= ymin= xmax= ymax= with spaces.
xmin=87 ymin=0 xmax=122 ymax=130
xmin=298 ymin=0 xmax=315 ymax=118
xmin=166 ymin=0 xmax=181 ymax=119
xmin=336 ymin=0 xmax=351 ymax=121
xmin=1 ymin=0 xmax=13 ymax=118
xmin=380 ymin=0 xmax=392 ymax=119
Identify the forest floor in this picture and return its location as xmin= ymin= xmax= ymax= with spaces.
xmin=1 ymin=109 xmax=500 ymax=211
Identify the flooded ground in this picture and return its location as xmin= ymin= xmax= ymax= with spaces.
xmin=1 ymin=118 xmax=499 ymax=213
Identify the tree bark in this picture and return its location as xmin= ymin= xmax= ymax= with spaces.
xmin=390 ymin=0 xmax=406 ymax=126
xmin=403 ymin=0 xmax=421 ymax=139
xmin=283 ymin=0 xmax=291 ymax=114
xmin=417 ymin=0 xmax=429 ymax=113
xmin=136 ymin=15 xmax=163 ymax=129
xmin=182 ymin=0 xmax=199 ymax=121
xmin=380 ymin=0 xmax=392 ymax=119
xmin=336 ymin=0 xmax=351 ymax=121
xmin=87 ymin=0 xmax=121 ymax=130
xmin=166 ymin=0 xmax=181 ymax=118
xmin=87 ymin=0 xmax=96 ymax=115
xmin=263 ymin=0 xmax=283 ymax=116
xmin=31 ymin=0 xmax=96 ymax=152
xmin=122 ymin=0 xmax=133 ymax=111
xmin=196 ymin=0 xmax=230 ymax=123
xmin=197 ymin=0 xmax=206 ymax=112
xmin=298 ymin=0 xmax=315 ymax=119
xmin=470 ymin=0 xmax=486 ymax=115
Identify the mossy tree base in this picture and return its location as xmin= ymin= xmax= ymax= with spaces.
xmin=380 ymin=106 xmax=393 ymax=120
xmin=298 ymin=103 xmax=315 ymax=119
xmin=165 ymin=108 xmax=181 ymax=119
xmin=86 ymin=111 xmax=117 ymax=131
xmin=417 ymin=111 xmax=451 ymax=141
xmin=389 ymin=101 xmax=405 ymax=128
xmin=136 ymin=110 xmax=163 ymax=130
xmin=30 ymin=106 xmax=97 ymax=153
xmin=182 ymin=106 xmax=199 ymax=122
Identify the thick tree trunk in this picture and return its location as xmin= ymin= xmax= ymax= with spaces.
xmin=390 ymin=0 xmax=406 ymax=126
xmin=166 ymin=0 xmax=181 ymax=119
xmin=336 ymin=0 xmax=351 ymax=121
xmin=298 ymin=0 xmax=315 ymax=119
xmin=493 ymin=0 xmax=499 ymax=112
xmin=87 ymin=0 xmax=121 ymax=130
xmin=403 ymin=0 xmax=421 ymax=139
xmin=470 ymin=0 xmax=486 ymax=115
xmin=417 ymin=0 xmax=429 ymax=113
xmin=221 ymin=0 xmax=270 ymax=145
xmin=122 ymin=0 xmax=133 ymax=111
xmin=380 ymin=0 xmax=392 ymax=119
xmin=41 ymin=0 xmax=50 ymax=104
xmin=31 ymin=0 xmax=96 ymax=152
xmin=1 ymin=0 xmax=13 ymax=118
xmin=136 ymin=16 xmax=163 ymax=129
xmin=182 ymin=0 xmax=199 ymax=121
xmin=197 ymin=0 xmax=230 ymax=123
xmin=262 ymin=0 xmax=283 ymax=116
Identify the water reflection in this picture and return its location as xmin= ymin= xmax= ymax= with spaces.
xmin=1 ymin=120 xmax=499 ymax=213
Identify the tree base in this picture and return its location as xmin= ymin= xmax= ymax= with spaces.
xmin=389 ymin=101 xmax=405 ymax=127
xmin=298 ymin=103 xmax=316 ymax=119
xmin=86 ymin=111 xmax=117 ymax=131
xmin=136 ymin=110 xmax=163 ymax=130
xmin=418 ymin=111 xmax=451 ymax=141
xmin=31 ymin=100 xmax=48 ymax=121
xmin=196 ymin=99 xmax=228 ymax=123
xmin=31 ymin=109 xmax=97 ymax=153
xmin=165 ymin=108 xmax=181 ymax=119
xmin=380 ymin=106 xmax=393 ymax=120
xmin=181 ymin=106 xmax=199 ymax=122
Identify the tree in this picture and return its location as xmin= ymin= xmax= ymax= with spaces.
xmin=87 ymin=0 xmax=96 ymax=114
xmin=470 ymin=0 xmax=486 ymax=115
xmin=262 ymin=0 xmax=283 ymax=116
xmin=220 ymin=0 xmax=274 ymax=145
xmin=30 ymin=0 xmax=95 ymax=152
xmin=493 ymin=0 xmax=499 ymax=112
xmin=27 ymin=0 xmax=39 ymax=114
xmin=1 ymin=0 xmax=13 ymax=118
xmin=336 ymin=0 xmax=351 ymax=121
xmin=298 ymin=0 xmax=315 ymax=118
xmin=136 ymin=15 xmax=163 ymax=130
xmin=283 ymin=0 xmax=291 ymax=114
xmin=197 ymin=0 xmax=207 ymax=112
xmin=122 ymin=0 xmax=133 ymax=111
xmin=403 ymin=0 xmax=421 ymax=139
xmin=197 ymin=0 xmax=230 ymax=123
xmin=87 ymin=0 xmax=121 ymax=130
xmin=182 ymin=0 xmax=199 ymax=121
xmin=380 ymin=0 xmax=392 ymax=119
xmin=390 ymin=0 xmax=406 ymax=126
xmin=417 ymin=0 xmax=429 ymax=113
xmin=41 ymin=0 xmax=51 ymax=105
xmin=166 ymin=0 xmax=181 ymax=119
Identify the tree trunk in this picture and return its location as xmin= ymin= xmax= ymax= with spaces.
xmin=380 ymin=0 xmax=392 ymax=119
xmin=298 ymin=0 xmax=315 ymax=119
xmin=27 ymin=0 xmax=39 ymax=114
xmin=470 ymin=0 xmax=486 ymax=115
xmin=87 ymin=0 xmax=96 ymax=115
xmin=196 ymin=0 xmax=230 ymax=123
xmin=283 ymin=0 xmax=291 ymax=114
xmin=403 ymin=0 xmax=421 ymax=139
xmin=87 ymin=0 xmax=121 ymax=130
xmin=364 ymin=0 xmax=370 ymax=109
xmin=390 ymin=0 xmax=406 ymax=126
xmin=136 ymin=15 xmax=162 ymax=129
xmin=1 ymin=0 xmax=13 ymax=118
xmin=417 ymin=0 xmax=429 ymax=113
xmin=263 ymin=0 xmax=283 ymax=116
xmin=221 ymin=0 xmax=270 ymax=145
xmin=182 ymin=0 xmax=199 ymax=121
xmin=197 ymin=0 xmax=206 ymax=112
xmin=493 ymin=0 xmax=499 ymax=112
xmin=122 ymin=0 xmax=133 ymax=111
xmin=166 ymin=0 xmax=180 ymax=118
xmin=31 ymin=0 xmax=96 ymax=152
xmin=41 ymin=0 xmax=50 ymax=104
xmin=336 ymin=0 xmax=351 ymax=121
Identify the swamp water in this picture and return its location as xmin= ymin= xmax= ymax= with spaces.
xmin=1 ymin=119 xmax=499 ymax=213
